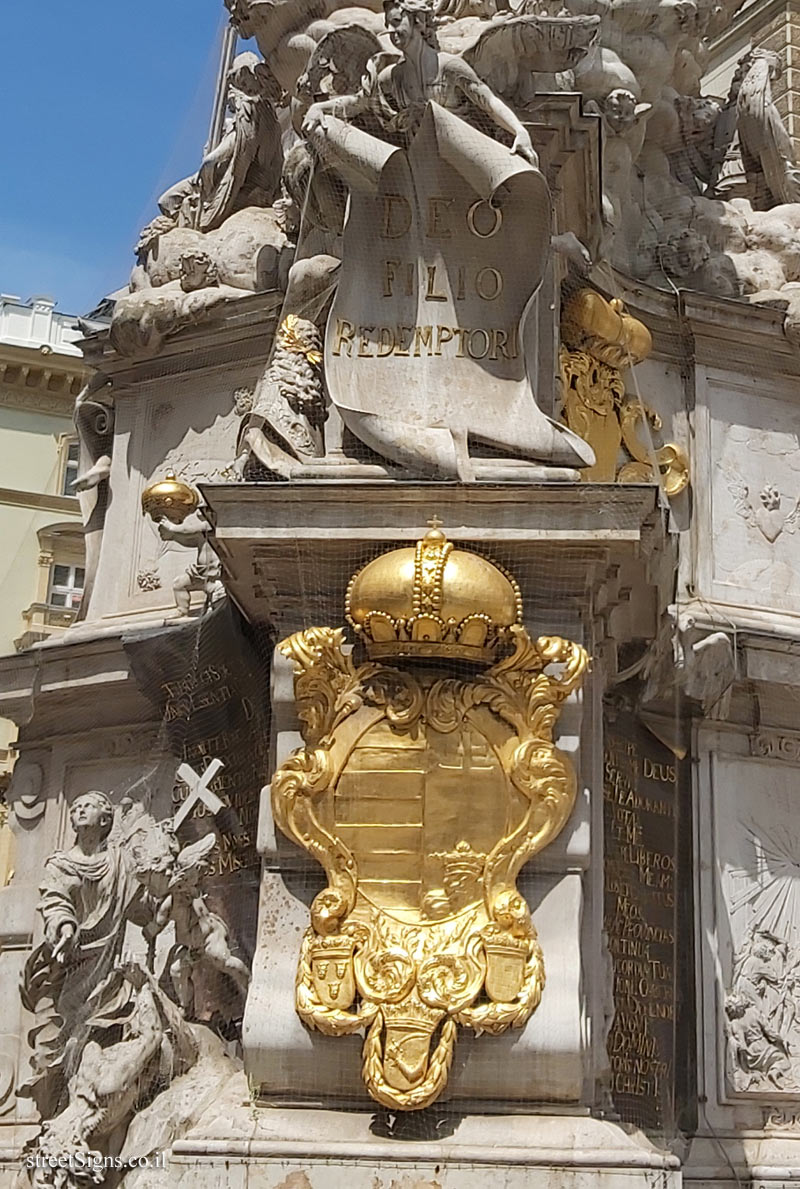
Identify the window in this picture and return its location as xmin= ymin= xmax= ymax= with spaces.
xmin=61 ymin=441 xmax=80 ymax=496
xmin=48 ymin=564 xmax=84 ymax=610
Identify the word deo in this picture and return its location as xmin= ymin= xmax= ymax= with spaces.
xmin=380 ymin=193 xmax=504 ymax=240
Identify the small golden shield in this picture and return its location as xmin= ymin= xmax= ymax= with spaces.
xmin=484 ymin=937 xmax=528 ymax=1003
xmin=382 ymin=1018 xmax=434 ymax=1090
xmin=310 ymin=937 xmax=356 ymax=1011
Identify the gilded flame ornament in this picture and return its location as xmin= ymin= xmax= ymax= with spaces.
xmin=271 ymin=526 xmax=589 ymax=1110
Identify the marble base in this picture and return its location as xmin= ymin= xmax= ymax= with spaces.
xmin=683 ymin=1133 xmax=800 ymax=1188
xmin=0 ymin=1098 xmax=682 ymax=1189
xmin=293 ymin=458 xmax=581 ymax=483
xmin=161 ymin=1089 xmax=680 ymax=1189
xmin=158 ymin=1155 xmax=679 ymax=1189
xmin=470 ymin=459 xmax=581 ymax=481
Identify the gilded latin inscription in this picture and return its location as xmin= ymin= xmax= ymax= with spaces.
xmin=380 ymin=194 xmax=502 ymax=241
xmin=381 ymin=261 xmax=505 ymax=302
xmin=603 ymin=723 xmax=679 ymax=1127
xmin=332 ymin=319 xmax=519 ymax=361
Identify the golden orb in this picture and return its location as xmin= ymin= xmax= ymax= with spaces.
xmin=346 ymin=524 xmax=522 ymax=663
xmin=140 ymin=469 xmax=199 ymax=523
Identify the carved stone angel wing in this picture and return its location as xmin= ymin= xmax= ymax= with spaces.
xmin=724 ymin=467 xmax=757 ymax=529
xmin=462 ymin=13 xmax=600 ymax=98
xmin=173 ymin=832 xmax=217 ymax=883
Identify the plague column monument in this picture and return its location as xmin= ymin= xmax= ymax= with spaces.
xmin=1 ymin=0 xmax=800 ymax=1185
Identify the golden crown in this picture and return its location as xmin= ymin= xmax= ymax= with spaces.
xmin=436 ymin=841 xmax=487 ymax=881
xmin=345 ymin=521 xmax=522 ymax=663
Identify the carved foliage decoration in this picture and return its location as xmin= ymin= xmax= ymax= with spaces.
xmin=272 ymin=625 xmax=588 ymax=1110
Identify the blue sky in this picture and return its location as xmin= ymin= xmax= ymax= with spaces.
xmin=1 ymin=1 xmax=229 ymax=315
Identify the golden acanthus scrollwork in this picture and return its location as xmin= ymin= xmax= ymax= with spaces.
xmin=272 ymin=599 xmax=589 ymax=1110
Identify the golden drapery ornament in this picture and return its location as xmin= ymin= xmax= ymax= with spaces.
xmin=560 ymin=290 xmax=689 ymax=497
xmin=271 ymin=531 xmax=589 ymax=1110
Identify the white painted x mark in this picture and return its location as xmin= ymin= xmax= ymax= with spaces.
xmin=174 ymin=758 xmax=225 ymax=830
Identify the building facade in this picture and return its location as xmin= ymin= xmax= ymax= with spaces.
xmin=705 ymin=0 xmax=800 ymax=155
xmin=0 ymin=297 xmax=89 ymax=783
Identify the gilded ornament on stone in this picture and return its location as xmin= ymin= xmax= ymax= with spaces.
xmin=271 ymin=526 xmax=589 ymax=1110
xmin=140 ymin=468 xmax=199 ymax=523
xmin=560 ymin=289 xmax=690 ymax=496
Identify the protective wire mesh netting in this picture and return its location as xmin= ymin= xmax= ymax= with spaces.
xmin=12 ymin=0 xmax=797 ymax=1154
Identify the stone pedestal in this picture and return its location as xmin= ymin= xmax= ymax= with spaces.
xmin=167 ymin=1095 xmax=681 ymax=1189
xmin=190 ymin=479 xmax=678 ymax=1183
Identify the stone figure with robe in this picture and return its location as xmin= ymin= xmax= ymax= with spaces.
xmin=19 ymin=792 xmax=152 ymax=1120
xmin=19 ymin=790 xmax=249 ymax=1180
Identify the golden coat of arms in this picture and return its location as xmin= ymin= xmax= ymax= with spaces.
xmin=272 ymin=525 xmax=589 ymax=1110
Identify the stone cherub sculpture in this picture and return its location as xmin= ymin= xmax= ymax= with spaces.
xmin=141 ymin=471 xmax=225 ymax=617
xmin=140 ymin=833 xmax=250 ymax=1017
xmin=155 ymin=511 xmax=225 ymax=617
xmin=297 ymin=0 xmax=594 ymax=478
xmin=587 ymin=88 xmax=651 ymax=266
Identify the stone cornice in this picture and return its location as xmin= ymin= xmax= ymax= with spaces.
xmin=81 ymin=290 xmax=283 ymax=389
xmin=0 ymin=385 xmax=78 ymax=415
xmin=707 ymin=0 xmax=789 ymax=67
xmin=0 ymin=345 xmax=89 ymax=409
xmin=0 ymin=488 xmax=82 ymax=515
xmin=597 ymin=270 xmax=800 ymax=382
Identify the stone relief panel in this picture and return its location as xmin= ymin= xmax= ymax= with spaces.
xmin=708 ymin=378 xmax=800 ymax=614
xmin=712 ymin=753 xmax=800 ymax=1098
xmin=128 ymin=379 xmax=253 ymax=610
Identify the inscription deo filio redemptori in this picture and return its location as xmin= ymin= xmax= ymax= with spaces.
xmin=332 ymin=193 xmax=516 ymax=362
